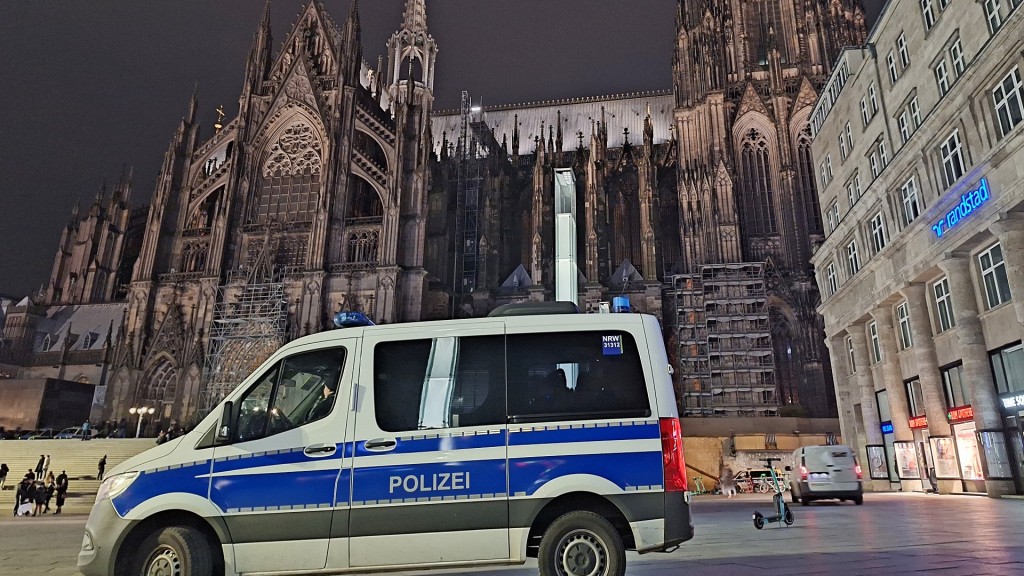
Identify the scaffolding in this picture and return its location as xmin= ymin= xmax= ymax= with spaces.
xmin=199 ymin=250 xmax=288 ymax=414
xmin=450 ymin=90 xmax=492 ymax=303
xmin=665 ymin=262 xmax=777 ymax=417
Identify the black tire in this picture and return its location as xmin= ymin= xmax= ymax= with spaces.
xmin=129 ymin=525 xmax=214 ymax=576
xmin=753 ymin=514 xmax=764 ymax=529
xmin=800 ymin=495 xmax=810 ymax=506
xmin=539 ymin=511 xmax=625 ymax=576
xmin=854 ymin=495 xmax=864 ymax=505
xmin=784 ymin=507 xmax=795 ymax=525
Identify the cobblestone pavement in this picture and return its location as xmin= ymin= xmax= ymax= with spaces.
xmin=1 ymin=493 xmax=1022 ymax=575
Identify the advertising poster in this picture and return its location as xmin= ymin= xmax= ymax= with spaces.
xmin=929 ymin=436 xmax=960 ymax=479
xmin=954 ymin=424 xmax=985 ymax=480
xmin=866 ymin=445 xmax=888 ymax=480
xmin=893 ymin=441 xmax=920 ymax=479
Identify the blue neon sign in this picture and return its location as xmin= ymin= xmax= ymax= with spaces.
xmin=931 ymin=178 xmax=991 ymax=238
xmin=880 ymin=421 xmax=894 ymax=434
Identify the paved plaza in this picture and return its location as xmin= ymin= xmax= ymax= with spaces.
xmin=0 ymin=493 xmax=1022 ymax=575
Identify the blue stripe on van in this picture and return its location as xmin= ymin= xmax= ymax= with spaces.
xmin=509 ymin=451 xmax=663 ymax=496
xmin=509 ymin=423 xmax=658 ymax=446
xmin=112 ymin=459 xmax=212 ymax=517
xmin=212 ymin=444 xmax=347 ymax=473
xmin=210 ymin=468 xmax=349 ymax=511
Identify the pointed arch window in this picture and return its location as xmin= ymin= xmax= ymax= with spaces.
xmin=255 ymin=122 xmax=323 ymax=225
xmin=42 ymin=334 xmax=52 ymax=351
xmin=142 ymin=358 xmax=178 ymax=405
xmin=739 ymin=129 xmax=777 ymax=236
xmin=795 ymin=126 xmax=823 ymax=235
xmin=347 ymin=176 xmax=384 ymax=222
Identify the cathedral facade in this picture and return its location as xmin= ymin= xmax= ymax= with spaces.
xmin=3 ymin=0 xmax=867 ymax=426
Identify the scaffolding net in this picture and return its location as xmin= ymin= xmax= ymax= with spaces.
xmin=665 ymin=262 xmax=777 ymax=417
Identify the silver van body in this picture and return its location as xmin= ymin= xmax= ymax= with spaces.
xmin=790 ymin=445 xmax=863 ymax=505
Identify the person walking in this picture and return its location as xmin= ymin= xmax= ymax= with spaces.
xmin=97 ymin=455 xmax=107 ymax=481
xmin=32 ymin=479 xmax=46 ymax=517
xmin=43 ymin=472 xmax=56 ymax=513
xmin=54 ymin=471 xmax=68 ymax=515
xmin=42 ymin=455 xmax=51 ymax=478
xmin=0 ymin=462 xmax=9 ymax=491
xmin=81 ymin=420 xmax=91 ymax=441
xmin=34 ymin=455 xmax=45 ymax=478
xmin=719 ymin=465 xmax=736 ymax=499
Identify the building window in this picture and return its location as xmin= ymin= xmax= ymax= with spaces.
xmin=935 ymin=60 xmax=950 ymax=96
xmin=839 ymin=135 xmax=848 ymax=159
xmin=796 ymin=126 xmax=823 ymax=235
xmin=739 ymin=129 xmax=777 ymax=236
xmin=847 ymin=240 xmax=861 ymax=275
xmin=869 ymin=83 xmax=879 ymax=113
xmin=819 ymin=162 xmax=828 ymax=187
xmin=846 ymin=336 xmax=856 ymax=373
xmin=827 ymin=155 xmax=833 ymax=180
xmin=933 ymin=277 xmax=956 ymax=332
xmin=991 ymin=344 xmax=1024 ymax=394
xmin=906 ymin=379 xmax=925 ymax=416
xmin=939 ymin=129 xmax=965 ymax=188
xmin=870 ymin=212 xmax=887 ymax=253
xmin=993 ymin=67 xmax=1024 ymax=138
xmin=855 ymin=174 xmax=862 ymax=198
xmin=879 ymin=140 xmax=889 ymax=166
xmin=828 ymin=201 xmax=840 ymax=232
xmin=845 ymin=122 xmax=854 ymax=151
xmin=941 ymin=364 xmax=970 ymax=408
xmin=870 ymin=153 xmax=880 ymax=178
xmin=827 ymin=262 xmax=838 ymax=295
xmin=949 ymin=39 xmax=966 ymax=78
xmin=984 ymin=0 xmax=1003 ymax=33
xmin=900 ymin=177 xmax=921 ymax=225
xmin=847 ymin=181 xmax=857 ymax=208
xmin=910 ymin=97 xmax=922 ymax=127
xmin=887 ymin=51 xmax=899 ymax=83
xmin=921 ymin=0 xmax=936 ymax=29
xmin=898 ymin=33 xmax=910 ymax=67
xmin=869 ymin=321 xmax=881 ymax=363
xmin=896 ymin=301 xmax=913 ymax=350
xmin=899 ymin=112 xmax=911 ymax=144
xmin=979 ymin=243 xmax=1012 ymax=309
xmin=861 ymin=98 xmax=870 ymax=126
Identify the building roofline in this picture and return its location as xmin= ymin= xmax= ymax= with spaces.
xmin=433 ymin=89 xmax=673 ymax=117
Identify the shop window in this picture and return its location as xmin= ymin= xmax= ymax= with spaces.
xmin=905 ymin=379 xmax=925 ymax=417
xmin=978 ymin=243 xmax=1011 ymax=309
xmin=374 ymin=336 xmax=506 ymax=432
xmin=990 ymin=343 xmax=1024 ymax=395
xmin=869 ymin=321 xmax=881 ymax=364
xmin=896 ymin=302 xmax=913 ymax=350
xmin=941 ymin=364 xmax=970 ymax=408
xmin=933 ymin=277 xmax=955 ymax=332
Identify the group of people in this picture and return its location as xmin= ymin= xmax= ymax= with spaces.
xmin=6 ymin=455 xmax=69 ymax=516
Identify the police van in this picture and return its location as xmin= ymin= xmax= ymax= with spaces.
xmin=78 ymin=304 xmax=694 ymax=576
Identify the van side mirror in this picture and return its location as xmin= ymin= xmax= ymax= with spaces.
xmin=785 ymin=466 xmax=792 ymax=472
xmin=217 ymin=401 xmax=234 ymax=442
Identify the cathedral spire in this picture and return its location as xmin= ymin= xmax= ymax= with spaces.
xmin=187 ymin=82 xmax=199 ymax=124
xmin=244 ymin=1 xmax=273 ymax=93
xmin=342 ymin=0 xmax=362 ymax=86
xmin=401 ymin=0 xmax=428 ymax=33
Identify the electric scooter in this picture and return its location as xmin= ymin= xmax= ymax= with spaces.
xmin=752 ymin=457 xmax=795 ymax=529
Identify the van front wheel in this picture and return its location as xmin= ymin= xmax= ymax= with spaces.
xmin=539 ymin=511 xmax=625 ymax=576
xmin=130 ymin=526 xmax=214 ymax=576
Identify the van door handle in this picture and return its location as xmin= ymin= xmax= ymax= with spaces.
xmin=364 ymin=438 xmax=397 ymax=452
xmin=304 ymin=444 xmax=337 ymax=456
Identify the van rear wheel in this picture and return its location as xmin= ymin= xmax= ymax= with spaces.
xmin=130 ymin=526 xmax=213 ymax=576
xmin=539 ymin=511 xmax=625 ymax=576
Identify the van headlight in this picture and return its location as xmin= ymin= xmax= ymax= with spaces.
xmin=95 ymin=472 xmax=139 ymax=502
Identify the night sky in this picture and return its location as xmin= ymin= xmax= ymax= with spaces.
xmin=0 ymin=1 xmax=881 ymax=298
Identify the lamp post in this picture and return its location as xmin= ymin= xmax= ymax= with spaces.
xmin=129 ymin=407 xmax=155 ymax=438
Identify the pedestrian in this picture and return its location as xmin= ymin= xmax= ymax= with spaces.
xmin=0 ymin=462 xmax=8 ymax=491
xmin=32 ymin=479 xmax=46 ymax=517
xmin=81 ymin=419 xmax=91 ymax=441
xmin=34 ymin=454 xmax=45 ymax=477
xmin=15 ymin=476 xmax=34 ymax=516
xmin=42 ymin=454 xmax=51 ymax=477
xmin=719 ymin=465 xmax=736 ymax=498
xmin=54 ymin=470 xmax=68 ymax=515
xmin=97 ymin=455 xmax=107 ymax=481
xmin=43 ymin=472 xmax=55 ymax=512
xmin=26 ymin=468 xmax=35 ymax=482
xmin=156 ymin=430 xmax=167 ymax=445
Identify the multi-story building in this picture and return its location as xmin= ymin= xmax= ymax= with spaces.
xmin=811 ymin=0 xmax=1024 ymax=496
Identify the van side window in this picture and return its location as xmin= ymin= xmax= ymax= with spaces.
xmin=374 ymin=335 xmax=506 ymax=432
xmin=233 ymin=348 xmax=346 ymax=442
xmin=506 ymin=330 xmax=650 ymax=423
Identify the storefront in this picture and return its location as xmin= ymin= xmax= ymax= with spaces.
xmin=908 ymin=415 xmax=932 ymax=489
xmin=998 ymin=391 xmax=1024 ymax=494
xmin=947 ymin=406 xmax=985 ymax=492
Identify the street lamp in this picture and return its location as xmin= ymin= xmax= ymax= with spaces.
xmin=129 ymin=407 xmax=155 ymax=438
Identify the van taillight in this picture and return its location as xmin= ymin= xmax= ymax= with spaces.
xmin=855 ymin=464 xmax=863 ymax=480
xmin=659 ymin=417 xmax=688 ymax=492
xmin=799 ymin=466 xmax=808 ymax=481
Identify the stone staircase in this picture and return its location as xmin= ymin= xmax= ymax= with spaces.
xmin=0 ymin=439 xmax=154 ymax=514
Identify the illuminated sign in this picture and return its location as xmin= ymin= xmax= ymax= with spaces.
xmin=908 ymin=415 xmax=928 ymax=429
xmin=932 ymin=178 xmax=991 ymax=237
xmin=881 ymin=421 xmax=894 ymax=434
xmin=1002 ymin=393 xmax=1024 ymax=410
xmin=947 ymin=405 xmax=974 ymax=422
